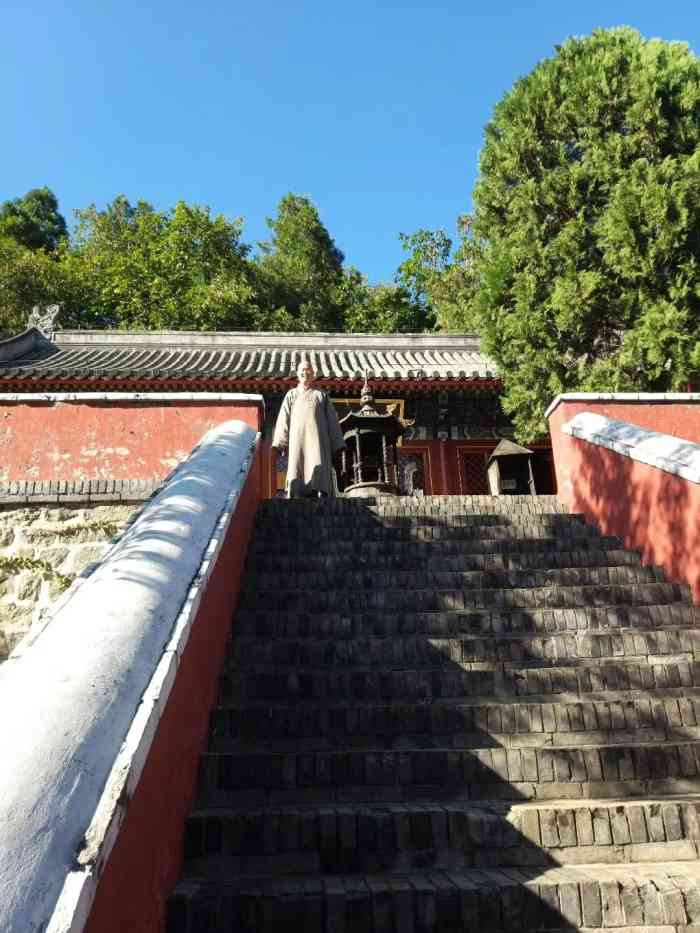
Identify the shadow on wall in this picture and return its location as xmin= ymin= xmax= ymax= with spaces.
xmin=571 ymin=440 xmax=700 ymax=602
xmin=103 ymin=456 xmax=235 ymax=596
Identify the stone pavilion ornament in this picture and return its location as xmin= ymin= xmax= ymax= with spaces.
xmin=486 ymin=437 xmax=536 ymax=495
xmin=27 ymin=304 xmax=61 ymax=340
xmin=337 ymin=372 xmax=413 ymax=497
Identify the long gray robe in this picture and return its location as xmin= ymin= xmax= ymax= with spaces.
xmin=272 ymin=386 xmax=345 ymax=497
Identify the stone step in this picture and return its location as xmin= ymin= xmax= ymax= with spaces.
xmin=224 ymin=628 xmax=700 ymax=670
xmin=253 ymin=514 xmax=586 ymax=532
xmin=182 ymin=799 xmax=700 ymax=878
xmin=167 ymin=492 xmax=700 ymax=932
xmin=248 ymin=533 xmax=625 ymax=558
xmin=251 ymin=514 xmax=592 ymax=533
xmin=237 ymin=580 xmax=690 ymax=613
xmin=257 ymin=498 xmax=569 ymax=518
xmin=197 ymin=740 xmax=700 ymax=807
xmin=249 ymin=547 xmax=642 ymax=574
xmin=245 ymin=564 xmax=663 ymax=594
xmin=209 ymin=695 xmax=700 ymax=751
xmin=251 ymin=516 xmax=593 ymax=541
xmin=167 ymin=863 xmax=700 ymax=932
xmin=258 ymin=494 xmax=567 ymax=516
xmin=234 ymin=604 xmax=700 ymax=640
xmin=218 ymin=659 xmax=700 ymax=704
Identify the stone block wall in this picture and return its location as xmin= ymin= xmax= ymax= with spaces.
xmin=0 ymin=502 xmax=140 ymax=658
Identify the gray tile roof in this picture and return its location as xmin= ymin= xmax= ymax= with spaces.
xmin=0 ymin=329 xmax=498 ymax=383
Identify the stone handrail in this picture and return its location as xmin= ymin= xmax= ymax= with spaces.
xmin=0 ymin=418 xmax=260 ymax=932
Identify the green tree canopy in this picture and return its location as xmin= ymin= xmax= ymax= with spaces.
xmin=343 ymin=276 xmax=429 ymax=333
xmin=254 ymin=194 xmax=347 ymax=331
xmin=0 ymin=237 xmax=84 ymax=337
xmin=252 ymin=193 xmax=434 ymax=333
xmin=72 ymin=196 xmax=255 ymax=330
xmin=0 ymin=188 xmax=436 ymax=335
xmin=394 ymin=226 xmax=483 ymax=332
xmin=0 ymin=187 xmax=67 ymax=252
xmin=463 ymin=27 xmax=700 ymax=439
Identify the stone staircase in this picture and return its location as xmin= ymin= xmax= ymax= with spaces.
xmin=167 ymin=495 xmax=700 ymax=931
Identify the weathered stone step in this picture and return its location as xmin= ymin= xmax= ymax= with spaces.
xmin=219 ymin=659 xmax=700 ymax=704
xmin=253 ymin=513 xmax=584 ymax=531
xmin=257 ymin=497 xmax=568 ymax=518
xmin=251 ymin=516 xmax=593 ymax=542
xmin=250 ymin=517 xmax=595 ymax=539
xmin=245 ymin=564 xmax=663 ymax=594
xmin=234 ymin=603 xmax=700 ymax=640
xmin=248 ymin=532 xmax=625 ymax=557
xmin=250 ymin=547 xmax=641 ymax=574
xmin=167 ymin=863 xmax=700 ymax=932
xmin=198 ymin=740 xmax=700 ymax=807
xmin=182 ymin=799 xmax=700 ymax=878
xmin=209 ymin=696 xmax=700 ymax=751
xmin=225 ymin=628 xmax=700 ymax=670
xmin=258 ymin=494 xmax=567 ymax=515
xmin=237 ymin=580 xmax=690 ymax=613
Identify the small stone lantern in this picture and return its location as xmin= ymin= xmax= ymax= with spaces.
xmin=337 ymin=376 xmax=411 ymax=497
xmin=486 ymin=438 xmax=536 ymax=495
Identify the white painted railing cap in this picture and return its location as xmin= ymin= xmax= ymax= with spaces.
xmin=0 ymin=417 xmax=260 ymax=933
xmin=563 ymin=411 xmax=700 ymax=484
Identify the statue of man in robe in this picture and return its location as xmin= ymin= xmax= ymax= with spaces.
xmin=271 ymin=360 xmax=346 ymax=498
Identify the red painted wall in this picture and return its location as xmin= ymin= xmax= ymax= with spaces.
xmin=0 ymin=398 xmax=261 ymax=483
xmin=83 ymin=441 xmax=263 ymax=933
xmin=400 ymin=439 xmax=555 ymax=496
xmin=550 ymin=398 xmax=700 ymax=602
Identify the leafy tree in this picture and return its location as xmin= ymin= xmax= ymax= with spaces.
xmin=463 ymin=27 xmax=700 ymax=439
xmin=0 ymin=187 xmax=67 ymax=252
xmin=254 ymin=194 xmax=347 ymax=331
xmin=343 ymin=276 xmax=428 ymax=333
xmin=72 ymin=196 xmax=255 ymax=330
xmin=395 ymin=224 xmax=481 ymax=332
xmin=395 ymin=229 xmax=449 ymax=324
xmin=0 ymin=237 xmax=84 ymax=337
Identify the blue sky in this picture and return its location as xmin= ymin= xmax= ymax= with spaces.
xmin=3 ymin=0 xmax=699 ymax=282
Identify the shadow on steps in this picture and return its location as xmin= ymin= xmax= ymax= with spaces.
xmin=167 ymin=497 xmax=700 ymax=932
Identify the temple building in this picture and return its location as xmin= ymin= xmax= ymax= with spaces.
xmin=2 ymin=320 xmax=700 ymax=933
xmin=0 ymin=325 xmax=555 ymax=496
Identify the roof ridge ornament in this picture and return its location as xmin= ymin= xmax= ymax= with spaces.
xmin=27 ymin=304 xmax=61 ymax=341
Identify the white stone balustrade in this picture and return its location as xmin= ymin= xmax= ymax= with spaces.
xmin=0 ymin=417 xmax=260 ymax=933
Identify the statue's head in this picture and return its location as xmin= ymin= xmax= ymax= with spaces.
xmin=297 ymin=360 xmax=315 ymax=388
